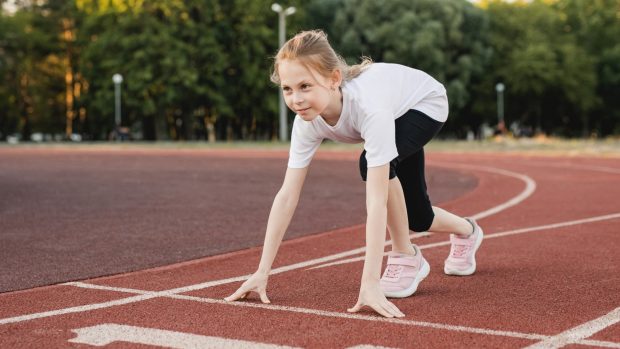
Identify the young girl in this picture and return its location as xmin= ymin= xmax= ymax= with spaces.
xmin=225 ymin=30 xmax=483 ymax=318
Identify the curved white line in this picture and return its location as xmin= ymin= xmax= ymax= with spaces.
xmin=428 ymin=162 xmax=537 ymax=220
xmin=307 ymin=162 xmax=537 ymax=270
xmin=307 ymin=212 xmax=620 ymax=270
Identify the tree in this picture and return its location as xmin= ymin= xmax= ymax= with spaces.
xmin=0 ymin=4 xmax=66 ymax=141
xmin=471 ymin=0 xmax=598 ymax=136
xmin=79 ymin=1 xmax=209 ymax=140
xmin=332 ymin=0 xmax=492 ymax=136
xmin=555 ymin=0 xmax=620 ymax=135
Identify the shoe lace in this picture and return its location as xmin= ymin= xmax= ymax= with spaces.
xmin=451 ymin=244 xmax=470 ymax=258
xmin=385 ymin=264 xmax=402 ymax=278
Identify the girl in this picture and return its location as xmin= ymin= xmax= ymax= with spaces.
xmin=225 ymin=30 xmax=483 ymax=318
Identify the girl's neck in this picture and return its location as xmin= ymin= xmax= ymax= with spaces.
xmin=320 ymin=87 xmax=343 ymax=126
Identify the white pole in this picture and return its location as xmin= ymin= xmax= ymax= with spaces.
xmin=496 ymin=82 xmax=505 ymax=124
xmin=272 ymin=4 xmax=295 ymax=142
xmin=278 ymin=11 xmax=286 ymax=142
xmin=113 ymin=74 xmax=123 ymax=130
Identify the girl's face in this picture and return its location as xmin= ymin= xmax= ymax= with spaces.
xmin=278 ymin=59 xmax=338 ymax=122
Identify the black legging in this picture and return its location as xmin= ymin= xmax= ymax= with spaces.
xmin=359 ymin=109 xmax=444 ymax=232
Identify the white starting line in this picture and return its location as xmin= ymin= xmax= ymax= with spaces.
xmin=58 ymin=286 xmax=620 ymax=349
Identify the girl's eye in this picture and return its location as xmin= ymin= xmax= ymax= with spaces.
xmin=282 ymin=87 xmax=291 ymax=93
xmin=301 ymin=84 xmax=310 ymax=90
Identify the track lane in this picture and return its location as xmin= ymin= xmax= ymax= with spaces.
xmin=1 ymin=151 xmax=619 ymax=348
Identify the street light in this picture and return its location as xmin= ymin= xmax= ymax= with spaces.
xmin=495 ymin=82 xmax=505 ymax=128
xmin=272 ymin=3 xmax=296 ymax=142
xmin=112 ymin=73 xmax=123 ymax=133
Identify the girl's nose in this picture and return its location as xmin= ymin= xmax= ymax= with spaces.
xmin=293 ymin=93 xmax=304 ymax=105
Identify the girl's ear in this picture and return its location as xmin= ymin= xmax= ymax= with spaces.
xmin=331 ymin=69 xmax=343 ymax=88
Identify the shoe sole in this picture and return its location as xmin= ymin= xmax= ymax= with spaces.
xmin=384 ymin=258 xmax=430 ymax=298
xmin=444 ymin=226 xmax=484 ymax=276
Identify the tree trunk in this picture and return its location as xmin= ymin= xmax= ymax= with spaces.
xmin=142 ymin=116 xmax=156 ymax=140
xmin=19 ymin=74 xmax=32 ymax=141
xmin=203 ymin=110 xmax=216 ymax=143
xmin=62 ymin=18 xmax=76 ymax=138
xmin=166 ymin=110 xmax=177 ymax=140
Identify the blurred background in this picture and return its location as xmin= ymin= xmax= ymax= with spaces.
xmin=0 ymin=0 xmax=618 ymax=143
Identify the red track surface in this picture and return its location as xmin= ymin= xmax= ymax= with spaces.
xmin=1 ymin=149 xmax=619 ymax=348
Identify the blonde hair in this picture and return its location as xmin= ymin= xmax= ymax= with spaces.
xmin=270 ymin=29 xmax=372 ymax=86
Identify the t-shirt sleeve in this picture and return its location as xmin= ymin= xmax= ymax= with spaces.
xmin=288 ymin=116 xmax=322 ymax=168
xmin=361 ymin=109 xmax=398 ymax=167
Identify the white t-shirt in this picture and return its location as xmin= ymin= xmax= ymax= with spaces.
xmin=288 ymin=63 xmax=448 ymax=169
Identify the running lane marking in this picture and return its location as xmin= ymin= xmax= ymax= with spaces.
xmin=58 ymin=287 xmax=620 ymax=348
xmin=63 ymin=288 xmax=547 ymax=341
xmin=2 ymin=213 xmax=618 ymax=327
xmin=69 ymin=323 xmax=300 ymax=348
xmin=524 ymin=307 xmax=620 ymax=349
xmin=307 ymin=213 xmax=620 ymax=270
xmin=427 ymin=161 xmax=537 ymax=220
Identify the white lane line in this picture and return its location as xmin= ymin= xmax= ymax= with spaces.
xmin=428 ymin=161 xmax=537 ymax=220
xmin=524 ymin=307 xmax=620 ymax=349
xmin=58 ymin=285 xmax=620 ymax=347
xmin=306 ymin=213 xmax=620 ymax=270
xmin=59 ymin=285 xmax=547 ymax=342
xmin=133 ymin=233 xmax=431 ymax=296
xmin=63 ymin=282 xmax=153 ymax=295
xmin=170 ymin=294 xmax=548 ymax=341
xmin=0 ymin=293 xmax=160 ymax=325
xmin=578 ymin=339 xmax=620 ymax=349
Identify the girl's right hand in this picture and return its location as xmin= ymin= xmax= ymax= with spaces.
xmin=348 ymin=281 xmax=405 ymax=318
xmin=224 ymin=271 xmax=271 ymax=303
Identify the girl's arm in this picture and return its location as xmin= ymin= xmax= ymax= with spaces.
xmin=225 ymin=166 xmax=308 ymax=303
xmin=257 ymin=166 xmax=309 ymax=275
xmin=347 ymin=163 xmax=404 ymax=318
xmin=361 ymin=164 xmax=390 ymax=283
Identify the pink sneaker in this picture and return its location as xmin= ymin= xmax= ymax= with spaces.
xmin=380 ymin=245 xmax=430 ymax=298
xmin=444 ymin=218 xmax=484 ymax=276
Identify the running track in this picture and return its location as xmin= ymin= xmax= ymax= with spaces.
xmin=0 ymin=147 xmax=619 ymax=348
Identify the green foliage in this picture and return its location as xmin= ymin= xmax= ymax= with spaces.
xmin=1 ymin=0 xmax=620 ymax=140
xmin=554 ymin=0 xmax=620 ymax=134
xmin=0 ymin=4 xmax=67 ymax=140
xmin=332 ymin=0 xmax=492 ymax=135
xmin=474 ymin=0 xmax=599 ymax=136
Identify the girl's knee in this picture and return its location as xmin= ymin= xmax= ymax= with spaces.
xmin=408 ymin=213 xmax=434 ymax=232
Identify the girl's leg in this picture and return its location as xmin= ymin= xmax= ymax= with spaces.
xmin=385 ymin=177 xmax=473 ymax=255
xmin=386 ymin=177 xmax=416 ymax=256
xmin=386 ymin=149 xmax=472 ymax=254
xmin=428 ymin=207 xmax=473 ymax=237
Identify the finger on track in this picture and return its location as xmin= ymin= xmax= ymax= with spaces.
xmin=383 ymin=300 xmax=405 ymax=317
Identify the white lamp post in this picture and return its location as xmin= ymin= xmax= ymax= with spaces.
xmin=271 ymin=3 xmax=296 ymax=142
xmin=112 ymin=74 xmax=123 ymax=131
xmin=495 ymin=82 xmax=505 ymax=125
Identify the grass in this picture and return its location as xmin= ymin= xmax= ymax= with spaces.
xmin=2 ymin=136 xmax=620 ymax=157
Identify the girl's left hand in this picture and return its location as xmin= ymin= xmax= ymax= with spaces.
xmin=347 ymin=282 xmax=405 ymax=318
